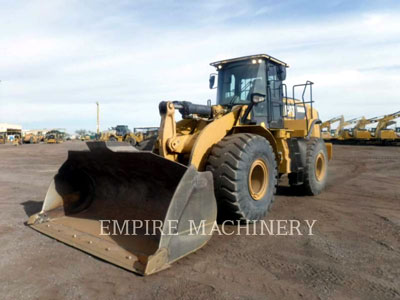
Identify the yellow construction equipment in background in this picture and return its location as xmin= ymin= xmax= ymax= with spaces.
xmin=0 ymin=132 xmax=6 ymax=144
xmin=45 ymin=130 xmax=64 ymax=144
xmin=352 ymin=116 xmax=378 ymax=141
xmin=373 ymin=111 xmax=400 ymax=143
xmin=99 ymin=125 xmax=139 ymax=145
xmin=335 ymin=118 xmax=357 ymax=141
xmin=23 ymin=132 xmax=40 ymax=144
xmin=100 ymin=125 xmax=158 ymax=146
xmin=321 ymin=116 xmax=343 ymax=140
xmin=29 ymin=54 xmax=332 ymax=275
xmin=322 ymin=111 xmax=400 ymax=145
xmin=80 ymin=135 xmax=91 ymax=141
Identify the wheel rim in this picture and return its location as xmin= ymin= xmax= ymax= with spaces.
xmin=248 ymin=159 xmax=269 ymax=201
xmin=315 ymin=152 xmax=326 ymax=182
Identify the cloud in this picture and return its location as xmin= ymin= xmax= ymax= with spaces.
xmin=0 ymin=1 xmax=399 ymax=132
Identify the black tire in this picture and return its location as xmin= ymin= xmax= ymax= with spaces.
xmin=125 ymin=136 xmax=137 ymax=146
xmin=290 ymin=138 xmax=328 ymax=195
xmin=30 ymin=137 xmax=34 ymax=144
xmin=206 ymin=133 xmax=277 ymax=222
xmin=109 ymin=136 xmax=117 ymax=142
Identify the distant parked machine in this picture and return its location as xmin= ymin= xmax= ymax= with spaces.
xmin=351 ymin=117 xmax=379 ymax=142
xmin=38 ymin=131 xmax=45 ymax=142
xmin=8 ymin=130 xmax=22 ymax=145
xmin=0 ymin=132 xmax=6 ymax=144
xmin=133 ymin=127 xmax=159 ymax=141
xmin=80 ymin=135 xmax=91 ymax=141
xmin=0 ymin=124 xmax=23 ymax=145
xmin=100 ymin=125 xmax=149 ymax=146
xmin=373 ymin=111 xmax=400 ymax=143
xmin=23 ymin=132 xmax=40 ymax=144
xmin=321 ymin=116 xmax=343 ymax=140
xmin=132 ymin=127 xmax=159 ymax=150
xmin=322 ymin=111 xmax=400 ymax=145
xmin=45 ymin=130 xmax=64 ymax=144
xmin=336 ymin=118 xmax=357 ymax=141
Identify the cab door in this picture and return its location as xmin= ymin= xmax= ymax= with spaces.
xmin=267 ymin=62 xmax=284 ymax=129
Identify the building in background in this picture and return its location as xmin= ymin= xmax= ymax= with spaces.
xmin=0 ymin=123 xmax=22 ymax=142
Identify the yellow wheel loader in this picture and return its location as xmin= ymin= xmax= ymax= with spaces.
xmin=45 ymin=130 xmax=64 ymax=144
xmin=100 ymin=125 xmax=140 ymax=146
xmin=28 ymin=54 xmax=332 ymax=275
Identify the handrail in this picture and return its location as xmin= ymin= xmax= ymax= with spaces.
xmin=292 ymin=81 xmax=314 ymax=131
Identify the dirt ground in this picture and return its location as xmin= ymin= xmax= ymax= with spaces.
xmin=0 ymin=142 xmax=399 ymax=300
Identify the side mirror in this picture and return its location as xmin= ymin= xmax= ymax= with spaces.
xmin=209 ymin=74 xmax=217 ymax=89
xmin=251 ymin=93 xmax=266 ymax=104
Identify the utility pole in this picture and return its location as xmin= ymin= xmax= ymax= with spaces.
xmin=96 ymin=102 xmax=100 ymax=135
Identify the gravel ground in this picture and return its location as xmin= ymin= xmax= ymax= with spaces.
xmin=0 ymin=142 xmax=399 ymax=300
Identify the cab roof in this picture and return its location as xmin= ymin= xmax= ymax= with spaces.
xmin=210 ymin=54 xmax=288 ymax=68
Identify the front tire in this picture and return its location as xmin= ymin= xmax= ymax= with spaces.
xmin=206 ymin=133 xmax=277 ymax=222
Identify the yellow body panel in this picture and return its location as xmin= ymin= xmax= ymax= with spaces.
xmin=157 ymin=98 xmax=329 ymax=175
xmin=46 ymin=138 xmax=57 ymax=144
xmin=353 ymin=129 xmax=372 ymax=140
xmin=378 ymin=130 xmax=397 ymax=140
xmin=189 ymin=108 xmax=240 ymax=170
xmin=325 ymin=143 xmax=333 ymax=160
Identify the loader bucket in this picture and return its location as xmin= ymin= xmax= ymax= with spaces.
xmin=28 ymin=142 xmax=217 ymax=275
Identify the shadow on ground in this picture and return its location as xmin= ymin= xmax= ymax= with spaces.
xmin=276 ymin=185 xmax=304 ymax=197
xmin=21 ymin=200 xmax=43 ymax=217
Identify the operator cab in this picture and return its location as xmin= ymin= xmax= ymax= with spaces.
xmin=210 ymin=54 xmax=288 ymax=129
xmin=115 ymin=125 xmax=131 ymax=136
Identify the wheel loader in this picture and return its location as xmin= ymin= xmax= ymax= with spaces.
xmin=28 ymin=54 xmax=332 ymax=275
xmin=100 ymin=125 xmax=139 ymax=146
xmin=45 ymin=130 xmax=64 ymax=144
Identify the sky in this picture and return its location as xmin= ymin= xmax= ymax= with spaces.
xmin=0 ymin=0 xmax=400 ymax=133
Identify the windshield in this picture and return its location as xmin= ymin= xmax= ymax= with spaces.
xmin=116 ymin=126 xmax=130 ymax=136
xmin=217 ymin=61 xmax=266 ymax=106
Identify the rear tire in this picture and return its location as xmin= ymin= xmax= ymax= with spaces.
xmin=290 ymin=138 xmax=328 ymax=195
xmin=125 ymin=136 xmax=137 ymax=146
xmin=206 ymin=133 xmax=277 ymax=222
